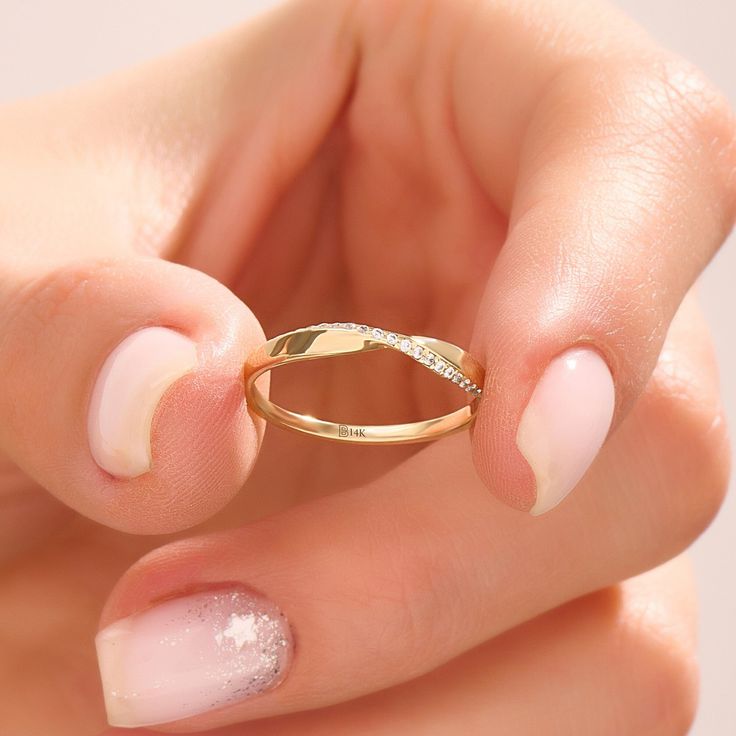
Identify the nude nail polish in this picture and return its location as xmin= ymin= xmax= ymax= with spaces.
xmin=96 ymin=588 xmax=293 ymax=728
xmin=517 ymin=347 xmax=615 ymax=515
xmin=88 ymin=326 xmax=197 ymax=478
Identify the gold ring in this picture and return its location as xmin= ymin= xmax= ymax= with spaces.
xmin=243 ymin=322 xmax=485 ymax=445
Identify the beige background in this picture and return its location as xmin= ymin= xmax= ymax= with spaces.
xmin=0 ymin=1 xmax=733 ymax=733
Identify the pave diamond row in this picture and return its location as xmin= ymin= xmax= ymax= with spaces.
xmin=311 ymin=322 xmax=482 ymax=397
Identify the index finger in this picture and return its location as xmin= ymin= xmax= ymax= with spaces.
xmin=451 ymin=0 xmax=736 ymax=512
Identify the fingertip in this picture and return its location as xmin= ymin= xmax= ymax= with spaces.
xmin=472 ymin=346 xmax=616 ymax=517
xmin=92 ymin=289 xmax=266 ymax=534
xmin=0 ymin=257 xmax=266 ymax=535
xmin=96 ymin=354 xmax=261 ymax=535
xmin=470 ymin=400 xmax=537 ymax=514
xmin=89 ymin=264 xmax=268 ymax=534
xmin=143 ymin=346 xmax=264 ymax=534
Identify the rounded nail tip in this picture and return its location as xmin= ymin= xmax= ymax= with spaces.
xmin=529 ymin=485 xmax=564 ymax=516
xmin=92 ymin=445 xmax=152 ymax=479
xmin=104 ymin=705 xmax=143 ymax=730
xmin=102 ymin=663 xmax=293 ymax=730
xmin=104 ymin=700 xmax=194 ymax=730
xmin=96 ymin=620 xmax=128 ymax=644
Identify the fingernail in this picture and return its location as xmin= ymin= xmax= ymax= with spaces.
xmin=517 ymin=347 xmax=615 ymax=516
xmin=96 ymin=588 xmax=293 ymax=728
xmin=88 ymin=326 xmax=197 ymax=478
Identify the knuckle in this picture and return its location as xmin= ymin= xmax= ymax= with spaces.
xmin=551 ymin=55 xmax=736 ymax=206
xmin=646 ymin=57 xmax=729 ymax=137
xmin=633 ymin=630 xmax=699 ymax=734
xmin=616 ymin=590 xmax=699 ymax=734
xmin=650 ymin=57 xmax=736 ymax=188
xmin=360 ymin=509 xmax=467 ymax=674
xmin=644 ymin=354 xmax=730 ymax=549
xmin=616 ymin=56 xmax=736 ymax=211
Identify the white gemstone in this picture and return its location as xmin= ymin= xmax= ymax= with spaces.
xmin=344 ymin=322 xmax=356 ymax=330
xmin=371 ymin=328 xmax=384 ymax=340
xmin=466 ymin=383 xmax=477 ymax=392
xmin=318 ymin=322 xmax=329 ymax=328
xmin=461 ymin=378 xmax=471 ymax=387
xmin=452 ymin=373 xmax=463 ymax=384
xmin=358 ymin=325 xmax=369 ymax=333
xmin=444 ymin=366 xmax=455 ymax=379
xmin=425 ymin=353 xmax=435 ymax=365
xmin=434 ymin=361 xmax=446 ymax=373
xmin=387 ymin=333 xmax=398 ymax=346
xmin=412 ymin=345 xmax=423 ymax=360
xmin=400 ymin=339 xmax=412 ymax=353
xmin=473 ymin=387 xmax=482 ymax=396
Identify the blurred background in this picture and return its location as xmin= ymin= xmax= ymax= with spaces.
xmin=0 ymin=1 xmax=733 ymax=733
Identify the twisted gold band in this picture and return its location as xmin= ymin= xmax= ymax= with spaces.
xmin=243 ymin=322 xmax=485 ymax=445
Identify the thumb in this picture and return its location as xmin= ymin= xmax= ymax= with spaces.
xmin=0 ymin=256 xmax=265 ymax=534
xmin=0 ymin=0 xmax=351 ymax=534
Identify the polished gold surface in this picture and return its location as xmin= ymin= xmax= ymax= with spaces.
xmin=243 ymin=323 xmax=485 ymax=445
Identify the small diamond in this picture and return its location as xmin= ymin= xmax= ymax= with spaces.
xmin=358 ymin=325 xmax=369 ymax=334
xmin=425 ymin=353 xmax=436 ymax=366
xmin=466 ymin=383 xmax=477 ymax=392
xmin=434 ymin=360 xmax=446 ymax=374
xmin=400 ymin=339 xmax=412 ymax=353
xmin=387 ymin=333 xmax=398 ymax=346
xmin=461 ymin=378 xmax=471 ymax=387
xmin=412 ymin=345 xmax=423 ymax=360
xmin=371 ymin=328 xmax=384 ymax=340
xmin=344 ymin=322 xmax=356 ymax=330
xmin=318 ymin=322 xmax=329 ymax=328
xmin=473 ymin=387 xmax=482 ymax=396
xmin=444 ymin=366 xmax=455 ymax=379
xmin=452 ymin=373 xmax=463 ymax=384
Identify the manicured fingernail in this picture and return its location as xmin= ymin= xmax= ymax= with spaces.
xmin=88 ymin=326 xmax=197 ymax=478
xmin=96 ymin=588 xmax=293 ymax=728
xmin=517 ymin=347 xmax=615 ymax=516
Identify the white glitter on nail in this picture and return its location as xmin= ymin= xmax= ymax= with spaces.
xmin=215 ymin=612 xmax=259 ymax=650
xmin=96 ymin=589 xmax=293 ymax=728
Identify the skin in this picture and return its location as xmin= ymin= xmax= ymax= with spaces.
xmin=0 ymin=0 xmax=733 ymax=733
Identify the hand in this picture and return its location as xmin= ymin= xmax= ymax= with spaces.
xmin=0 ymin=0 xmax=732 ymax=733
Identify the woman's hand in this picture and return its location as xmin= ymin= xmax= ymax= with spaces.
xmin=0 ymin=0 xmax=732 ymax=733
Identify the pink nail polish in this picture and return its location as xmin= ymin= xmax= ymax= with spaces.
xmin=96 ymin=588 xmax=293 ymax=728
xmin=88 ymin=326 xmax=197 ymax=478
xmin=517 ymin=347 xmax=615 ymax=515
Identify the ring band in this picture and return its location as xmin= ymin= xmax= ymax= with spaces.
xmin=243 ymin=322 xmax=485 ymax=445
